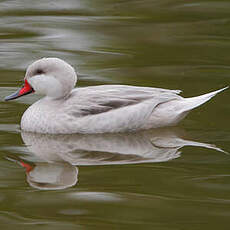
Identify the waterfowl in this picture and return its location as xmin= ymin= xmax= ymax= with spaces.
xmin=5 ymin=58 xmax=228 ymax=134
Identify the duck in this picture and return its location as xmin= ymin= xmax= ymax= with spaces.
xmin=5 ymin=57 xmax=228 ymax=134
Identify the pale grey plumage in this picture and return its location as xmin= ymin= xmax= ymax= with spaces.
xmin=21 ymin=84 xmax=183 ymax=133
xmin=11 ymin=57 xmax=227 ymax=134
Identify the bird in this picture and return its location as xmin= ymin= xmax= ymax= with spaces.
xmin=5 ymin=57 xmax=228 ymax=134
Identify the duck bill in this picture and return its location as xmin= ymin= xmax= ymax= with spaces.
xmin=5 ymin=80 xmax=34 ymax=101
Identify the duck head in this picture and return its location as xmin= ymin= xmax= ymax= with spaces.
xmin=5 ymin=57 xmax=77 ymax=101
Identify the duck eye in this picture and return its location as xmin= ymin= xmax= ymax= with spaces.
xmin=36 ymin=69 xmax=44 ymax=75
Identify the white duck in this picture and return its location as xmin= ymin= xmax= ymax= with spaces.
xmin=5 ymin=58 xmax=228 ymax=134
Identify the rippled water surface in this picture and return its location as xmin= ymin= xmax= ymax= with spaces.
xmin=0 ymin=0 xmax=229 ymax=229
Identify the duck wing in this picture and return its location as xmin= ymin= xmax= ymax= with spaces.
xmin=62 ymin=85 xmax=182 ymax=133
xmin=67 ymin=85 xmax=181 ymax=116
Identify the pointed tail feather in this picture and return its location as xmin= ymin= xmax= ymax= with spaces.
xmin=180 ymin=86 xmax=228 ymax=112
xmin=150 ymin=86 xmax=228 ymax=128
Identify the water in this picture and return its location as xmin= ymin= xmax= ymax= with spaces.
xmin=0 ymin=0 xmax=229 ymax=229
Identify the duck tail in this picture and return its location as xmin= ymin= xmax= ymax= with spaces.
xmin=181 ymin=86 xmax=228 ymax=112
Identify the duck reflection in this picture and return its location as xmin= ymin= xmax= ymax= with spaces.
xmin=22 ymin=161 xmax=78 ymax=190
xmin=16 ymin=128 xmax=224 ymax=190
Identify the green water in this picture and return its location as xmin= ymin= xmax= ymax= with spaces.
xmin=0 ymin=0 xmax=229 ymax=229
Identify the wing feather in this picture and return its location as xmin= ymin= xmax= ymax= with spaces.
xmin=64 ymin=85 xmax=182 ymax=118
